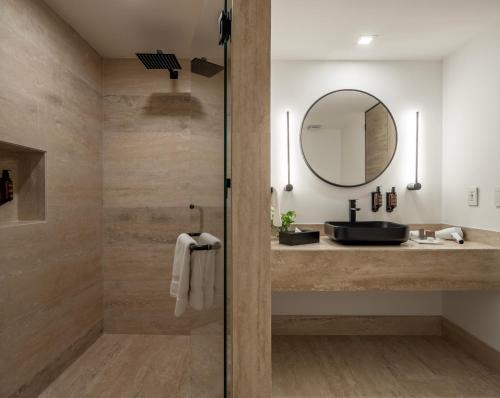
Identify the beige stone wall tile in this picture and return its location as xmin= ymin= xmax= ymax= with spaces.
xmin=0 ymin=1 xmax=103 ymax=396
xmin=103 ymin=132 xmax=191 ymax=208
xmin=103 ymin=94 xmax=191 ymax=134
xmin=0 ymin=283 xmax=102 ymax=397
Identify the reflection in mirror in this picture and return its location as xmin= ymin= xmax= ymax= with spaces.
xmin=300 ymin=90 xmax=397 ymax=187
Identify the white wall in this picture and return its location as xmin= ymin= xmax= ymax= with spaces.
xmin=271 ymin=61 xmax=443 ymax=224
xmin=271 ymin=61 xmax=443 ymax=316
xmin=442 ymin=28 xmax=500 ymax=232
xmin=442 ymin=25 xmax=500 ymax=351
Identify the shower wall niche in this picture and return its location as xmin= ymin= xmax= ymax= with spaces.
xmin=0 ymin=140 xmax=45 ymax=226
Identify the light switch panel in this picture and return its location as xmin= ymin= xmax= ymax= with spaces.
xmin=468 ymin=187 xmax=479 ymax=206
xmin=495 ymin=188 xmax=500 ymax=207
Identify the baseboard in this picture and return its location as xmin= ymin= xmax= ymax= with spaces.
xmin=11 ymin=320 xmax=103 ymax=398
xmin=272 ymin=315 xmax=442 ymax=336
xmin=442 ymin=318 xmax=500 ymax=374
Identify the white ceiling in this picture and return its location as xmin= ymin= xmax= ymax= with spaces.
xmin=44 ymin=0 xmax=500 ymax=61
xmin=272 ymin=0 xmax=500 ymax=60
xmin=43 ymin=0 xmax=222 ymax=59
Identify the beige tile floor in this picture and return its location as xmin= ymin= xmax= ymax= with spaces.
xmin=39 ymin=320 xmax=225 ymax=398
xmin=40 ymin=333 xmax=500 ymax=397
xmin=272 ymin=335 xmax=500 ymax=398
xmin=40 ymin=334 xmax=192 ymax=398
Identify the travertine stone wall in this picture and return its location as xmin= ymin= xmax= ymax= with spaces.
xmin=0 ymin=0 xmax=103 ymax=396
xmin=102 ymin=59 xmax=224 ymax=334
xmin=0 ymin=4 xmax=226 ymax=396
xmin=231 ymin=0 xmax=272 ymax=395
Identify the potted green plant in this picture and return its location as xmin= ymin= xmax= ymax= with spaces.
xmin=280 ymin=210 xmax=296 ymax=232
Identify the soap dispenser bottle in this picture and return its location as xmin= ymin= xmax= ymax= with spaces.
xmin=386 ymin=187 xmax=397 ymax=212
xmin=371 ymin=186 xmax=383 ymax=212
xmin=0 ymin=169 xmax=14 ymax=205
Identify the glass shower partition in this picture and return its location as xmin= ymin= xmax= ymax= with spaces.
xmin=189 ymin=0 xmax=229 ymax=396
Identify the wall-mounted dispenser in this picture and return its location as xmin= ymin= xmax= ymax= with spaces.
xmin=386 ymin=187 xmax=397 ymax=212
xmin=407 ymin=111 xmax=422 ymax=190
xmin=0 ymin=169 xmax=14 ymax=206
xmin=371 ymin=186 xmax=383 ymax=212
xmin=284 ymin=111 xmax=293 ymax=191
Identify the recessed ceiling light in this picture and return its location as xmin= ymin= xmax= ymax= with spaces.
xmin=358 ymin=35 xmax=375 ymax=45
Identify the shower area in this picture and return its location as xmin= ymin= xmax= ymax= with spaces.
xmin=0 ymin=0 xmax=230 ymax=397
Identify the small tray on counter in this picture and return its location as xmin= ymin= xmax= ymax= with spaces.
xmin=278 ymin=229 xmax=320 ymax=246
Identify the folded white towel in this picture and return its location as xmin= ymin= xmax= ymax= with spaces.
xmin=170 ymin=233 xmax=197 ymax=317
xmin=201 ymin=232 xmax=223 ymax=294
xmin=189 ymin=232 xmax=221 ymax=311
xmin=271 ymin=187 xmax=282 ymax=227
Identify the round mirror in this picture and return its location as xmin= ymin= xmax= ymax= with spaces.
xmin=300 ymin=89 xmax=397 ymax=187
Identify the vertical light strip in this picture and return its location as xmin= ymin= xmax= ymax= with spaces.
xmin=407 ymin=111 xmax=422 ymax=190
xmin=415 ymin=111 xmax=419 ymax=183
xmin=285 ymin=111 xmax=293 ymax=191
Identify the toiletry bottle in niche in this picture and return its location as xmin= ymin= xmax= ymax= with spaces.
xmin=386 ymin=187 xmax=397 ymax=212
xmin=0 ymin=169 xmax=14 ymax=205
xmin=371 ymin=186 xmax=383 ymax=212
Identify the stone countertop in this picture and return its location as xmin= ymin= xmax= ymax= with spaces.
xmin=272 ymin=236 xmax=497 ymax=251
xmin=271 ymin=236 xmax=500 ymax=292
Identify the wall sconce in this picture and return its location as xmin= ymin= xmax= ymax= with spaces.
xmin=407 ymin=111 xmax=422 ymax=191
xmin=284 ymin=111 xmax=293 ymax=191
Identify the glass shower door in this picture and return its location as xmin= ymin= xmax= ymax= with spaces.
xmin=189 ymin=0 xmax=229 ymax=396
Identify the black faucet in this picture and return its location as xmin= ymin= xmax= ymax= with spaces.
xmin=349 ymin=199 xmax=361 ymax=223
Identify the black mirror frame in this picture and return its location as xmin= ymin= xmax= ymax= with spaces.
xmin=300 ymin=89 xmax=398 ymax=188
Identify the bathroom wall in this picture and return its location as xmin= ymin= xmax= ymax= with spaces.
xmin=271 ymin=60 xmax=443 ymax=224
xmin=0 ymin=0 xmax=103 ymax=396
xmin=442 ymin=24 xmax=500 ymax=351
xmin=272 ymin=292 xmax=442 ymax=316
xmin=442 ymin=26 xmax=500 ymax=232
xmin=102 ymin=59 xmax=224 ymax=334
xmin=271 ymin=60 xmax=443 ymax=316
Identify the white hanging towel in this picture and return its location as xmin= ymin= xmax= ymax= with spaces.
xmin=202 ymin=232 xmax=224 ymax=309
xmin=271 ymin=187 xmax=282 ymax=227
xmin=189 ymin=232 xmax=221 ymax=311
xmin=170 ymin=233 xmax=197 ymax=317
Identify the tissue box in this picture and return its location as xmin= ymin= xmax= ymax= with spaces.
xmin=278 ymin=230 xmax=320 ymax=246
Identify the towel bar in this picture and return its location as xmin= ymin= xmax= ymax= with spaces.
xmin=189 ymin=242 xmax=221 ymax=252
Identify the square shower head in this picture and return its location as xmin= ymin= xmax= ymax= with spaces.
xmin=136 ymin=51 xmax=182 ymax=79
xmin=191 ymin=57 xmax=224 ymax=77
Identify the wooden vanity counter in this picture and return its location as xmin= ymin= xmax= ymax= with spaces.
xmin=271 ymin=236 xmax=500 ymax=291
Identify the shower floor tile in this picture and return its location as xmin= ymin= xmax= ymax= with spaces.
xmin=39 ymin=334 xmax=191 ymax=398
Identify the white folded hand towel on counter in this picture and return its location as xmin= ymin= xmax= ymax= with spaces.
xmin=170 ymin=233 xmax=197 ymax=317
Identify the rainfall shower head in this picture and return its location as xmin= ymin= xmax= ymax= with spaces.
xmin=136 ymin=50 xmax=182 ymax=79
xmin=191 ymin=57 xmax=224 ymax=77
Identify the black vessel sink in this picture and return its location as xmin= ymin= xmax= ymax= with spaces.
xmin=325 ymin=221 xmax=409 ymax=245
